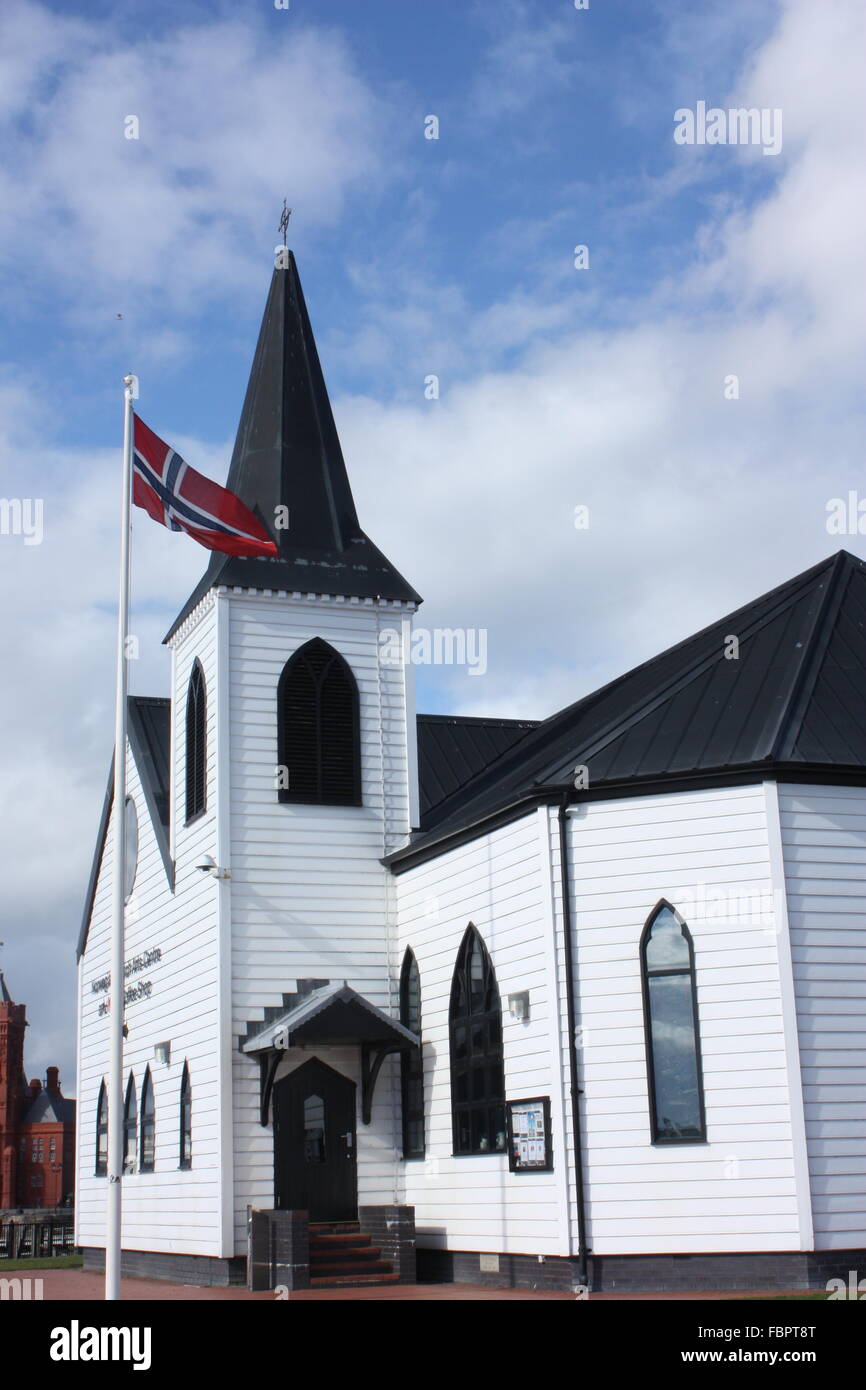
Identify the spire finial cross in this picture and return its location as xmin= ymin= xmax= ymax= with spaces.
xmin=278 ymin=199 xmax=291 ymax=247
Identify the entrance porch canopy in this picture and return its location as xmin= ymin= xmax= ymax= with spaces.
xmin=243 ymin=981 xmax=419 ymax=1126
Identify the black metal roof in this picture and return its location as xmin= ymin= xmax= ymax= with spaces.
xmin=77 ymin=696 xmax=173 ymax=960
xmin=165 ymin=253 xmax=420 ymax=640
xmin=416 ymin=714 xmax=539 ymax=820
xmin=389 ymin=550 xmax=866 ymax=868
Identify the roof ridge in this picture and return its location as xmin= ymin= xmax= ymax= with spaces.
xmin=769 ymin=550 xmax=852 ymax=762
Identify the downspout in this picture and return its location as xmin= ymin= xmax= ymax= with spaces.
xmin=558 ymin=790 xmax=590 ymax=1289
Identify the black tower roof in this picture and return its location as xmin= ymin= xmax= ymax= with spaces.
xmin=166 ymin=253 xmax=420 ymax=640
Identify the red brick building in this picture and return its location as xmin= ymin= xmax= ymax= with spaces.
xmin=0 ymin=972 xmax=76 ymax=1210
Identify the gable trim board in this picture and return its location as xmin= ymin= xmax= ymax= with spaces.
xmin=77 ymin=698 xmax=175 ymax=961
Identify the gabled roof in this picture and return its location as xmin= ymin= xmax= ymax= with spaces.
xmin=166 ymin=253 xmax=420 ymax=640
xmin=242 ymin=981 xmax=418 ymax=1053
xmin=76 ymin=696 xmax=173 ymax=960
xmin=22 ymin=1091 xmax=76 ymax=1125
xmin=389 ymin=551 xmax=866 ymax=868
xmin=417 ymin=714 xmax=539 ymax=819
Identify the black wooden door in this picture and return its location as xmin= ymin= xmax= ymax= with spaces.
xmin=273 ymin=1058 xmax=358 ymax=1221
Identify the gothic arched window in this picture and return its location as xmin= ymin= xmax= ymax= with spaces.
xmin=185 ymin=660 xmax=207 ymax=822
xmin=641 ymin=901 xmax=706 ymax=1143
xmin=179 ymin=1062 xmax=192 ymax=1170
xmin=449 ymin=926 xmax=505 ymax=1155
xmin=123 ymin=1074 xmax=137 ymax=1174
xmin=277 ymin=638 xmax=361 ymax=806
xmin=95 ymin=1080 xmax=108 ymax=1177
xmin=140 ymin=1067 xmax=155 ymax=1173
xmin=400 ymin=948 xmax=425 ymax=1158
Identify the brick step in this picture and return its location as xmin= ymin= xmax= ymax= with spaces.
xmin=312 ymin=1259 xmax=394 ymax=1278
xmin=310 ymin=1271 xmax=401 ymax=1289
xmin=310 ymin=1245 xmax=383 ymax=1266
xmin=310 ymin=1233 xmax=372 ymax=1249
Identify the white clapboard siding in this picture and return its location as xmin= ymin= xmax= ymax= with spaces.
xmin=76 ymin=609 xmax=224 ymax=1256
xmin=224 ymin=593 xmax=413 ymax=1252
xmin=556 ymin=784 xmax=805 ymax=1255
xmin=780 ymin=784 xmax=866 ymax=1249
xmin=395 ymin=812 xmax=570 ymax=1257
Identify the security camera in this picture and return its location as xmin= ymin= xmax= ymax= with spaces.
xmin=196 ymin=856 xmax=216 ymax=873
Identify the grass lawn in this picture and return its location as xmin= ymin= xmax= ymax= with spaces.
xmin=0 ymin=1255 xmax=83 ymax=1271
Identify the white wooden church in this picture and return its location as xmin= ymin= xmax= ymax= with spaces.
xmin=75 ymin=253 xmax=866 ymax=1292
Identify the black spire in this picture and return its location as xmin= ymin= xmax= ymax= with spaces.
xmin=0 ymin=970 xmax=12 ymax=1004
xmin=166 ymin=253 xmax=420 ymax=640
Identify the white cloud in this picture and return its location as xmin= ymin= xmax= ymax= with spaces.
xmin=0 ymin=1 xmax=395 ymax=311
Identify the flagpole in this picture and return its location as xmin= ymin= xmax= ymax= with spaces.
xmin=106 ymin=372 xmax=137 ymax=1301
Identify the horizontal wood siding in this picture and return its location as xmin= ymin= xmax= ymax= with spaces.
xmin=780 ymin=784 xmax=866 ymax=1249
xmin=562 ymin=785 xmax=802 ymax=1255
xmin=227 ymin=594 xmax=412 ymax=1251
xmin=395 ymin=814 xmax=568 ymax=1255
xmin=76 ymin=610 xmax=223 ymax=1254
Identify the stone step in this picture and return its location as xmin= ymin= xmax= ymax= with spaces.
xmin=310 ymin=1271 xmax=401 ymax=1289
xmin=312 ymin=1259 xmax=394 ymax=1278
xmin=310 ymin=1232 xmax=372 ymax=1249
xmin=310 ymin=1245 xmax=383 ymax=1265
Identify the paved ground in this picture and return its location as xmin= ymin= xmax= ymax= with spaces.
xmin=7 ymin=1269 xmax=817 ymax=1301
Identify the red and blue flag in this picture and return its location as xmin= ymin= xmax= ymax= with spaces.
xmin=132 ymin=414 xmax=278 ymax=558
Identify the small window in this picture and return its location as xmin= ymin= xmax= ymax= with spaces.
xmin=179 ymin=1062 xmax=192 ymax=1170
xmin=277 ymin=639 xmax=361 ymax=806
xmin=124 ymin=797 xmax=138 ymax=902
xmin=400 ymin=949 xmax=425 ymax=1158
xmin=641 ymin=901 xmax=706 ymax=1143
xmin=123 ymin=1074 xmax=137 ymax=1174
xmin=304 ymin=1094 xmax=326 ymax=1163
xmin=449 ymin=926 xmax=506 ymax=1155
xmin=185 ymin=660 xmax=207 ymax=823
xmin=95 ymin=1080 xmax=108 ymax=1176
xmin=140 ymin=1067 xmax=155 ymax=1173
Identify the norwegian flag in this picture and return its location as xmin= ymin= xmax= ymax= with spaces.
xmin=132 ymin=414 xmax=278 ymax=558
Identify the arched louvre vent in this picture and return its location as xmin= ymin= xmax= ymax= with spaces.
xmin=185 ymin=660 xmax=207 ymax=822
xmin=278 ymin=638 xmax=361 ymax=805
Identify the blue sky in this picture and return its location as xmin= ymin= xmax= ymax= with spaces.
xmin=1 ymin=0 xmax=865 ymax=1083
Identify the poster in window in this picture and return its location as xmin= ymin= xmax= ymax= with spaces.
xmin=506 ymin=1097 xmax=553 ymax=1172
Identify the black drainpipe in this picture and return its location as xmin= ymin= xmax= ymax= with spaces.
xmin=558 ymin=789 xmax=590 ymax=1290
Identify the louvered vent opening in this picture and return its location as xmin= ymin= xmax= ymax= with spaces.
xmin=185 ymin=662 xmax=207 ymax=822
xmin=278 ymin=639 xmax=361 ymax=805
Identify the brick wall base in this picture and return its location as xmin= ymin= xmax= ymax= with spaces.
xmin=416 ymin=1246 xmax=866 ymax=1294
xmin=81 ymin=1246 xmax=246 ymax=1287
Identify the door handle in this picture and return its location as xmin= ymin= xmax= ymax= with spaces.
xmin=341 ymin=1131 xmax=353 ymax=1149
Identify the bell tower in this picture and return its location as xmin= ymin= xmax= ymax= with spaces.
xmin=162 ymin=252 xmax=422 ymax=1239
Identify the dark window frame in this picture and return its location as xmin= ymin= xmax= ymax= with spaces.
xmin=95 ymin=1079 xmax=108 ymax=1177
xmin=185 ymin=659 xmax=207 ymax=824
xmin=123 ymin=1073 xmax=137 ymax=1175
xmin=140 ymin=1066 xmax=155 ymax=1173
xmin=399 ymin=948 xmax=425 ymax=1159
xmin=449 ymin=924 xmax=506 ymax=1157
xmin=640 ymin=899 xmax=707 ymax=1146
xmin=179 ymin=1062 xmax=192 ymax=1170
xmin=277 ymin=638 xmax=362 ymax=807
